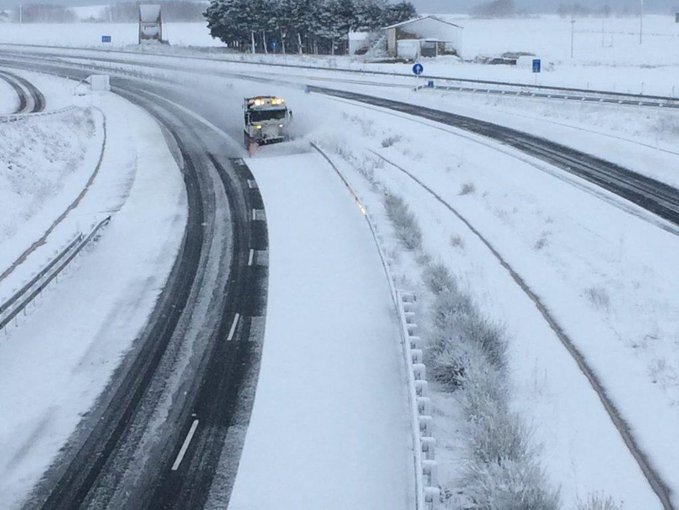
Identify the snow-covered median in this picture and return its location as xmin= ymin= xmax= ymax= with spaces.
xmin=0 ymin=84 xmax=187 ymax=509
xmin=228 ymin=152 xmax=413 ymax=510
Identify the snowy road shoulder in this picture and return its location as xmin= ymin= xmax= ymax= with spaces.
xmin=227 ymin=151 xmax=413 ymax=510
xmin=0 ymin=85 xmax=187 ymax=509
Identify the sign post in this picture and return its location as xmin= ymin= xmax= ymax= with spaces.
xmin=412 ymin=63 xmax=424 ymax=91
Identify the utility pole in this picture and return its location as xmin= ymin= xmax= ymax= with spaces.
xmin=19 ymin=1 xmax=22 ymax=24
xmin=639 ymin=0 xmax=644 ymax=44
xmin=570 ymin=16 xmax=575 ymax=58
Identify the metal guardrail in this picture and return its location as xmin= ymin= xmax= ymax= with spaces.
xmin=0 ymin=216 xmax=110 ymax=332
xmin=311 ymin=142 xmax=439 ymax=509
xmin=0 ymin=105 xmax=78 ymax=124
xmin=3 ymin=44 xmax=679 ymax=111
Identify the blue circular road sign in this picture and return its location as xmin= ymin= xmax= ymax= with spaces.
xmin=412 ymin=63 xmax=424 ymax=76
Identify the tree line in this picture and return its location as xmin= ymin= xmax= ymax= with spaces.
xmin=204 ymin=0 xmax=417 ymax=55
xmin=8 ymin=2 xmax=206 ymax=23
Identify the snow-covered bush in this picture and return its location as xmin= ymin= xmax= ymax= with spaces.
xmin=462 ymin=457 xmax=560 ymax=510
xmin=577 ymin=494 xmax=622 ymax=510
xmin=383 ymin=193 xmax=422 ymax=251
xmin=423 ymin=264 xmax=557 ymax=508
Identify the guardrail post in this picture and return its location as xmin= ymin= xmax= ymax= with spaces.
xmin=419 ymin=415 xmax=433 ymax=436
xmin=424 ymin=487 xmax=441 ymax=509
xmin=415 ymin=379 xmax=428 ymax=397
xmin=421 ymin=436 xmax=436 ymax=460
xmin=413 ymin=363 xmax=426 ymax=381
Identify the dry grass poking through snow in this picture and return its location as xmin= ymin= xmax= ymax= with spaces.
xmin=423 ymin=262 xmax=560 ymax=510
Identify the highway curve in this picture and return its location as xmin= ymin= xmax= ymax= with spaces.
xmin=1 ymin=62 xmax=268 ymax=509
xmin=308 ymin=86 xmax=679 ymax=230
xmin=0 ymin=68 xmax=45 ymax=113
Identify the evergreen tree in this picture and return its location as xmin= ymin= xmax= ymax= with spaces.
xmin=204 ymin=0 xmax=417 ymax=54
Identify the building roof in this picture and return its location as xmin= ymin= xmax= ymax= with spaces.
xmin=384 ymin=15 xmax=463 ymax=31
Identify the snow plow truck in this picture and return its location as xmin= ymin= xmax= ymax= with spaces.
xmin=243 ymin=96 xmax=292 ymax=149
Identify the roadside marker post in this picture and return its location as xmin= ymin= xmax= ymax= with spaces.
xmin=532 ymin=58 xmax=541 ymax=84
xmin=412 ymin=63 xmax=424 ymax=91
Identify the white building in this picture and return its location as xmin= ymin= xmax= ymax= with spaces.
xmin=384 ymin=15 xmax=463 ymax=60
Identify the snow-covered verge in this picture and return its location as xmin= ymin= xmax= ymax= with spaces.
xmin=284 ymin=89 xmax=678 ymax=508
xmin=227 ymin=152 xmax=413 ymax=510
xmin=0 ymin=107 xmax=101 ymax=274
xmin=0 ymin=84 xmax=187 ymax=509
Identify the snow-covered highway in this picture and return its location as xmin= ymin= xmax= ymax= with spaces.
xmin=3 ymin=37 xmax=679 ymax=509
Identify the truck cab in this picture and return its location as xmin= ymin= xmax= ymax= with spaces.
xmin=243 ymin=96 xmax=292 ymax=149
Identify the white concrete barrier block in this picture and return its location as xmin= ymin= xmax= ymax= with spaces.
xmin=88 ymin=74 xmax=111 ymax=91
xmin=413 ymin=363 xmax=426 ymax=381
xmin=407 ymin=323 xmax=418 ymax=335
xmin=411 ymin=349 xmax=423 ymax=365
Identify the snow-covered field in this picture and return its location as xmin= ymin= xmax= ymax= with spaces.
xmin=2 ymin=12 xmax=679 ymax=510
xmin=1 ymin=14 xmax=679 ymax=95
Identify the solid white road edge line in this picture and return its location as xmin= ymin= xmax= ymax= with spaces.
xmin=171 ymin=419 xmax=200 ymax=471
xmin=227 ymin=313 xmax=240 ymax=342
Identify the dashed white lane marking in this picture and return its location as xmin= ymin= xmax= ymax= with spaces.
xmin=248 ymin=249 xmax=255 ymax=266
xmin=171 ymin=419 xmax=199 ymax=471
xmin=251 ymin=209 xmax=256 ymax=221
xmin=227 ymin=313 xmax=240 ymax=342
xmin=247 ymin=179 xmax=258 ymax=189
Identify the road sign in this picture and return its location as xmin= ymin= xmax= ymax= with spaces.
xmin=412 ymin=63 xmax=424 ymax=76
xmin=532 ymin=59 xmax=541 ymax=73
xmin=101 ymin=35 xmax=112 ymax=43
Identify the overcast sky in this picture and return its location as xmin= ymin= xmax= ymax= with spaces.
xmin=1 ymin=0 xmax=678 ymax=13
xmin=413 ymin=0 xmax=679 ymax=14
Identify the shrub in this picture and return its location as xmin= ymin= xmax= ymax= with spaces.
xmin=577 ymin=494 xmax=622 ymax=510
xmin=383 ymin=193 xmax=422 ymax=251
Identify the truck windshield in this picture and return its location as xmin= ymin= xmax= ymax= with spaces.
xmin=249 ymin=109 xmax=287 ymax=122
